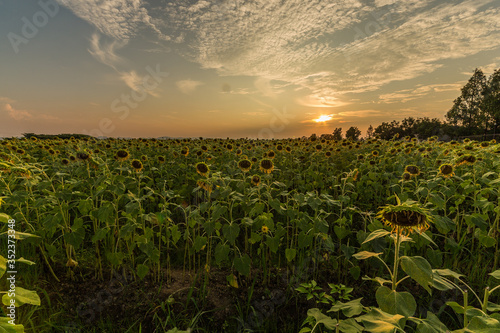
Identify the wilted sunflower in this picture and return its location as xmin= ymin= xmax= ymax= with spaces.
xmin=259 ymin=159 xmax=274 ymax=174
xmin=404 ymin=165 xmax=420 ymax=176
xmin=197 ymin=180 xmax=213 ymax=193
xmin=402 ymin=172 xmax=411 ymax=181
xmin=131 ymin=159 xmax=143 ymax=172
xmin=377 ymin=196 xmax=432 ymax=235
xmin=251 ymin=174 xmax=261 ymax=186
xmin=238 ymin=159 xmax=252 ymax=172
xmin=76 ymin=151 xmax=90 ymax=161
xmin=439 ymin=164 xmax=454 ymax=178
xmin=456 ymin=154 xmax=476 ymax=166
xmin=196 ymin=162 xmax=209 ymax=176
xmin=116 ymin=149 xmax=130 ymax=161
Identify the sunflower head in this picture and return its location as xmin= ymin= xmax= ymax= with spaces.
xmin=196 ymin=162 xmax=210 ymax=177
xmin=404 ymin=165 xmax=420 ymax=176
xmin=402 ymin=171 xmax=411 ymax=181
xmin=116 ymin=149 xmax=130 ymax=161
xmin=131 ymin=159 xmax=143 ymax=172
xmin=76 ymin=151 xmax=90 ymax=161
xmin=238 ymin=159 xmax=252 ymax=172
xmin=377 ymin=196 xmax=432 ymax=235
xmin=61 ymin=158 xmax=70 ymax=165
xmin=251 ymin=174 xmax=261 ymax=186
xmin=267 ymin=150 xmax=276 ymax=159
xmin=261 ymin=225 xmax=269 ymax=233
xmin=158 ymin=156 xmax=165 ymax=163
xmin=259 ymin=159 xmax=274 ymax=174
xmin=439 ymin=164 xmax=454 ymax=178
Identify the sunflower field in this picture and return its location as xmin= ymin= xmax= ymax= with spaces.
xmin=0 ymin=135 xmax=500 ymax=332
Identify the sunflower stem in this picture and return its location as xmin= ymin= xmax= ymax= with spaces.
xmin=392 ymin=226 xmax=401 ymax=291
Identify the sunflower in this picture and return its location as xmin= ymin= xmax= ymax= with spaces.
xmin=259 ymin=159 xmax=274 ymax=174
xmin=141 ymin=155 xmax=148 ymax=161
xmin=376 ymin=196 xmax=432 ymax=235
xmin=325 ymin=151 xmax=332 ymax=157
xmin=61 ymin=158 xmax=70 ymax=165
xmin=181 ymin=148 xmax=189 ymax=156
xmin=196 ymin=162 xmax=210 ymax=177
xmin=267 ymin=150 xmax=276 ymax=159
xmin=285 ymin=146 xmax=292 ymax=153
xmin=439 ymin=164 xmax=454 ymax=178
xmin=131 ymin=159 xmax=143 ymax=172
xmin=76 ymin=151 xmax=90 ymax=161
xmin=480 ymin=142 xmax=489 ymax=148
xmin=116 ymin=149 xmax=130 ymax=161
xmin=404 ymin=165 xmax=420 ymax=176
xmin=456 ymin=154 xmax=476 ymax=166
xmin=158 ymin=156 xmax=165 ymax=163
xmin=197 ymin=180 xmax=213 ymax=193
xmin=251 ymin=174 xmax=261 ymax=186
xmin=238 ymin=159 xmax=252 ymax=172
xmin=402 ymin=172 xmax=411 ymax=181
xmin=372 ymin=150 xmax=379 ymax=157
xmin=261 ymin=225 xmax=269 ymax=233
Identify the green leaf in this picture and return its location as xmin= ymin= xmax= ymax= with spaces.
xmin=285 ymin=248 xmax=297 ymax=262
xmin=91 ymin=228 xmax=108 ymax=243
xmin=306 ymin=308 xmax=337 ymax=330
xmin=414 ymin=312 xmax=449 ymax=333
xmin=358 ymin=308 xmax=405 ymax=333
xmin=466 ymin=315 xmax=500 ymax=332
xmin=376 ymin=286 xmax=416 ymax=317
xmin=362 ymin=229 xmax=391 ymax=244
xmin=353 ymin=251 xmax=383 ymax=260
xmin=434 ymin=268 xmax=464 ymax=280
xmin=430 ymin=272 xmax=455 ymax=291
xmin=490 ymin=270 xmax=500 ymax=280
xmin=1 ymin=231 xmax=40 ymax=240
xmin=15 ymin=258 xmax=35 ymax=266
xmin=2 ymin=287 xmax=40 ymax=307
xmin=234 ymin=254 xmax=251 ymax=277
xmin=329 ymin=298 xmax=364 ymax=317
xmin=0 ymin=213 xmax=11 ymax=223
xmin=334 ymin=225 xmax=351 ymax=240
xmin=222 ymin=223 xmax=240 ymax=245
xmin=136 ymin=264 xmax=149 ymax=280
xmin=0 ymin=317 xmax=25 ymax=333
xmin=339 ymin=318 xmax=364 ymax=333
xmin=400 ymin=256 xmax=433 ymax=294
xmin=214 ymin=243 xmax=230 ymax=265
xmin=193 ymin=236 xmax=207 ymax=252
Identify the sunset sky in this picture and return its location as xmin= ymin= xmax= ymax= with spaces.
xmin=1 ymin=0 xmax=500 ymax=139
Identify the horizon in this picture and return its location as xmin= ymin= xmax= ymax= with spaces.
xmin=1 ymin=0 xmax=500 ymax=139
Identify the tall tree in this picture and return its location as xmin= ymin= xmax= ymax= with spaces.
xmin=332 ymin=128 xmax=343 ymax=140
xmin=483 ymin=69 xmax=500 ymax=134
xmin=366 ymin=125 xmax=374 ymax=138
xmin=346 ymin=126 xmax=362 ymax=141
xmin=446 ymin=68 xmax=487 ymax=135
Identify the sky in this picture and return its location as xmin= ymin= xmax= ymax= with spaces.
xmin=1 ymin=0 xmax=500 ymax=139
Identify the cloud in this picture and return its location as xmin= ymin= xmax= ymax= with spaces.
xmin=176 ymin=80 xmax=204 ymax=94
xmin=88 ymin=33 xmax=127 ymax=70
xmin=56 ymin=0 xmax=169 ymax=40
xmin=379 ymin=82 xmax=464 ymax=103
xmin=1 ymin=98 xmax=59 ymax=121
xmin=158 ymin=0 xmax=500 ymax=101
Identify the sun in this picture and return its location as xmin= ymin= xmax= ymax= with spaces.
xmin=313 ymin=115 xmax=332 ymax=123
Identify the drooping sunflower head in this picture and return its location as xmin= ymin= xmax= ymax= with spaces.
xmin=238 ymin=159 xmax=252 ymax=172
xmin=259 ymin=159 xmax=274 ymax=174
xmin=480 ymin=141 xmax=489 ymax=148
xmin=439 ymin=164 xmax=454 ymax=178
xmin=76 ymin=151 xmax=90 ymax=161
xmin=251 ymin=174 xmax=261 ymax=186
xmin=404 ymin=165 xmax=420 ymax=176
xmin=456 ymin=154 xmax=476 ymax=166
xmin=376 ymin=196 xmax=432 ymax=235
xmin=131 ymin=159 xmax=143 ymax=172
xmin=196 ymin=162 xmax=210 ymax=177
xmin=402 ymin=171 xmax=411 ymax=181
xmin=197 ymin=180 xmax=213 ymax=193
xmin=116 ymin=149 xmax=130 ymax=161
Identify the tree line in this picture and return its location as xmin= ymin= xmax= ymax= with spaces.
xmin=318 ymin=68 xmax=500 ymax=141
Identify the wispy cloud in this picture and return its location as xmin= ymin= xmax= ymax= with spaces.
xmin=379 ymin=83 xmax=464 ymax=103
xmin=1 ymin=98 xmax=59 ymax=121
xmin=88 ymin=33 xmax=127 ymax=70
xmin=176 ymin=80 xmax=204 ymax=94
xmin=56 ymin=0 xmax=169 ymax=40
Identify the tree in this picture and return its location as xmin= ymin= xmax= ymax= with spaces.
xmin=446 ymin=68 xmax=487 ymax=135
xmin=366 ymin=125 xmax=374 ymax=139
xmin=483 ymin=69 xmax=500 ymax=134
xmin=332 ymin=128 xmax=343 ymax=140
xmin=346 ymin=126 xmax=362 ymax=141
xmin=374 ymin=120 xmax=401 ymax=140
